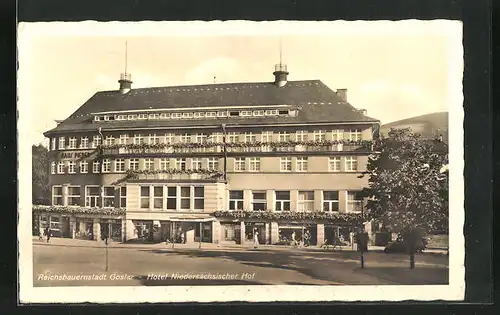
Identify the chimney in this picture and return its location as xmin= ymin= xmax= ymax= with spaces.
xmin=337 ymin=88 xmax=347 ymax=101
xmin=118 ymin=73 xmax=133 ymax=94
xmin=273 ymin=63 xmax=289 ymax=87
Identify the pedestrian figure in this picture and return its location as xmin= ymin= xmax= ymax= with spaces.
xmin=180 ymin=233 xmax=185 ymax=244
xmin=45 ymin=227 xmax=51 ymax=243
xmin=38 ymin=226 xmax=44 ymax=241
xmin=291 ymin=231 xmax=297 ymax=247
xmin=253 ymin=231 xmax=259 ymax=249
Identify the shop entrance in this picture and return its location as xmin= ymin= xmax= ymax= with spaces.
xmin=100 ymin=219 xmax=122 ymax=241
xmin=245 ymin=222 xmax=266 ymax=244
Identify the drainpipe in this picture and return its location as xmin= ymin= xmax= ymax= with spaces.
xmin=221 ymin=124 xmax=227 ymax=182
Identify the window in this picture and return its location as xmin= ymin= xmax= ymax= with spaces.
xmin=67 ymin=161 xmax=76 ymax=174
xmin=148 ymin=134 xmax=160 ymax=144
xmin=278 ymin=131 xmax=291 ymax=142
xmin=183 ymin=112 xmax=194 ymax=118
xmin=85 ymin=186 xmax=100 ymax=207
xmin=68 ymin=137 xmax=77 ymax=149
xmin=149 ymin=113 xmax=160 ymax=120
xmin=296 ymin=157 xmax=308 ymax=172
xmin=323 ymin=191 xmax=339 ymax=212
xmin=194 ymin=112 xmax=205 ymax=118
xmin=160 ymin=158 xmax=170 ymax=170
xmin=167 ymin=187 xmax=177 ymax=210
xmin=205 ymin=112 xmax=216 ymax=118
xmin=160 ymin=113 xmax=170 ymax=119
xmin=127 ymin=115 xmax=137 ymax=120
xmin=265 ymin=109 xmax=279 ymax=116
xmin=104 ymin=136 xmax=115 ymax=146
xmin=51 ymin=138 xmax=56 ymax=150
xmin=180 ymin=187 xmax=191 ymax=210
xmin=252 ymin=191 xmax=266 ymax=211
xmin=80 ymin=161 xmax=88 ymax=173
xmin=134 ymin=134 xmax=144 ymax=145
xmin=249 ymin=157 xmax=260 ymax=171
xmin=128 ymin=158 xmax=139 ymax=171
xmin=92 ymin=161 xmax=100 ymax=173
xmin=58 ymin=137 xmax=65 ymax=149
xmin=119 ymin=134 xmax=128 ymax=145
xmin=261 ymin=131 xmax=273 ymax=143
xmin=345 ymin=156 xmax=358 ymax=171
xmin=227 ymin=132 xmax=239 ymax=143
xmin=280 ymin=157 xmax=292 ymax=172
xmin=240 ymin=110 xmax=252 ymax=117
xmin=194 ymin=187 xmax=204 ymax=210
xmin=144 ymin=158 xmax=154 ymax=171
xmin=332 ymin=129 xmax=344 ymax=141
xmin=164 ymin=133 xmax=175 ymax=144
xmin=51 ymin=162 xmax=56 ymax=174
xmin=207 ymin=157 xmax=219 ymax=171
xmin=101 ymin=159 xmax=111 ymax=173
xmin=347 ymin=191 xmax=363 ymax=212
xmin=229 ymin=190 xmax=244 ymax=210
xmin=349 ymin=129 xmax=362 ymax=141
xmin=275 ymin=191 xmax=290 ymax=211
xmin=244 ymin=132 xmax=256 ymax=143
xmin=296 ymin=130 xmax=308 ymax=142
xmin=192 ymin=158 xmax=202 ymax=170
xmin=57 ymin=161 xmax=65 ymax=174
xmin=298 ymin=191 xmax=314 ymax=212
xmin=80 ymin=137 xmax=89 ymax=149
xmin=234 ymin=157 xmax=245 ymax=171
xmin=52 ymin=186 xmax=63 ymax=205
xmin=153 ymin=186 xmax=163 ymax=209
xmin=329 ymin=157 xmax=341 ymax=172
xmin=138 ymin=114 xmax=147 ymax=120
xmin=92 ymin=135 xmax=102 ymax=148
xmin=208 ymin=132 xmax=222 ymax=143
xmin=176 ymin=158 xmax=186 ymax=171
xmin=195 ymin=133 xmax=207 ymax=144
xmin=119 ymin=187 xmax=126 ymax=207
xmin=313 ymin=130 xmax=326 ymax=141
xmin=171 ymin=113 xmax=182 ymax=119
xmin=180 ymin=134 xmax=191 ymax=143
xmin=115 ymin=159 xmax=125 ymax=172
xmin=103 ymin=187 xmax=115 ymax=207
xmin=140 ymin=186 xmax=150 ymax=209
xmin=68 ymin=186 xmax=80 ymax=206
xmin=253 ymin=110 xmax=265 ymax=116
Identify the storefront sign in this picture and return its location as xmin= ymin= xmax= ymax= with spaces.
xmin=59 ymin=151 xmax=93 ymax=160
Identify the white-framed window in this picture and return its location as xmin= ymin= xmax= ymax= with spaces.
xmin=68 ymin=137 xmax=77 ymax=149
xmin=166 ymin=186 xmax=177 ymax=210
xmin=275 ymin=191 xmax=290 ymax=211
xmin=160 ymin=158 xmax=170 ymax=170
xmin=138 ymin=114 xmax=148 ymax=120
xmin=347 ymin=191 xmax=363 ymax=212
xmin=349 ymin=129 xmax=362 ymax=141
xmin=144 ymin=158 xmax=154 ymax=171
xmin=329 ymin=157 xmax=341 ymax=172
xmin=332 ymin=129 xmax=344 ymax=141
xmin=149 ymin=113 xmax=160 ymax=120
xmin=148 ymin=134 xmax=160 ymax=144
xmin=216 ymin=111 xmax=227 ymax=118
xmin=313 ymin=130 xmax=326 ymax=141
xmin=103 ymin=115 xmax=110 ymax=121
xmin=51 ymin=162 xmax=56 ymax=174
xmin=119 ymin=186 xmax=127 ymax=208
xmin=298 ymin=191 xmax=314 ymax=212
xmin=192 ymin=158 xmax=202 ymax=170
xmin=153 ymin=186 xmax=163 ymax=209
xmin=85 ymin=186 xmax=100 ymax=207
xmin=253 ymin=110 xmax=265 ymax=117
xmin=58 ymin=137 xmax=65 ymax=149
xmin=205 ymin=112 xmax=216 ymax=118
xmin=80 ymin=161 xmax=88 ymax=173
xmin=52 ymin=186 xmax=63 ymax=205
xmin=296 ymin=157 xmax=308 ymax=172
xmin=193 ymin=112 xmax=205 ymax=118
xmin=280 ymin=157 xmax=292 ymax=172
xmin=234 ymin=157 xmax=246 ymax=171
xmin=180 ymin=187 xmax=191 ymax=210
xmin=133 ymin=134 xmax=144 ymax=145
xmin=160 ymin=112 xmax=170 ymax=119
xmin=57 ymin=161 xmax=65 ymax=174
xmin=115 ymin=159 xmax=125 ymax=172
xmin=80 ymin=137 xmax=89 ymax=149
xmin=183 ymin=112 xmax=194 ymax=119
xmin=127 ymin=115 xmax=137 ymax=120
xmin=92 ymin=135 xmax=102 ymax=148
xmin=180 ymin=134 xmax=191 ymax=143
xmin=67 ymin=161 xmax=76 ymax=174
xmin=278 ymin=131 xmax=291 ymax=142
xmin=194 ymin=187 xmax=204 ymax=210
xmin=67 ymin=186 xmax=80 ymax=206
xmin=164 ymin=133 xmax=175 ymax=144
xmin=240 ymin=110 xmax=252 ymax=117
xmin=243 ymin=132 xmax=256 ymax=143
xmin=208 ymin=132 xmax=222 ymax=143
xmin=51 ymin=138 xmax=56 ymax=150
xmin=265 ymin=109 xmax=279 ymax=116
xmin=92 ymin=161 xmax=100 ymax=173
xmin=104 ymin=136 xmax=115 ymax=146
xmin=323 ymin=191 xmax=339 ymax=212
xmin=119 ymin=134 xmax=129 ymax=145
xmin=140 ymin=186 xmax=150 ymax=209
xmin=252 ymin=191 xmax=266 ymax=211
xmin=345 ymin=156 xmax=358 ymax=171
xmin=195 ymin=133 xmax=207 ymax=144
xmin=115 ymin=115 xmax=127 ymax=121
xmin=128 ymin=158 xmax=139 ymax=171
xmin=176 ymin=158 xmax=186 ymax=171
xmin=101 ymin=159 xmax=111 ymax=173
xmin=207 ymin=157 xmax=219 ymax=171
xmin=171 ymin=113 xmax=182 ymax=119
xmin=295 ymin=130 xmax=308 ymax=142
xmin=229 ymin=190 xmax=244 ymax=210
xmin=103 ymin=187 xmax=115 ymax=207
xmin=227 ymin=132 xmax=239 ymax=143
xmin=249 ymin=157 xmax=260 ymax=171
xmin=261 ymin=131 xmax=273 ymax=143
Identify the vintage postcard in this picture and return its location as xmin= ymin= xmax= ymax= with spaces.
xmin=18 ymin=20 xmax=464 ymax=303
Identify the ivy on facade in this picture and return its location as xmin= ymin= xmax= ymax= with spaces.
xmin=33 ymin=205 xmax=126 ymax=216
xmin=111 ymin=168 xmax=224 ymax=185
xmin=212 ymin=210 xmax=363 ymax=225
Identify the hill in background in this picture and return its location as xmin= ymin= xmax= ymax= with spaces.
xmin=380 ymin=112 xmax=448 ymax=143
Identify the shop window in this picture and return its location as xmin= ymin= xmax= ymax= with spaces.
xmin=140 ymin=186 xmax=150 ymax=209
xmin=52 ymin=186 xmax=63 ymax=205
xmin=103 ymin=187 xmax=115 ymax=207
xmin=85 ymin=186 xmax=101 ymax=207
xmin=194 ymin=187 xmax=204 ymax=210
xmin=229 ymin=190 xmax=244 ymax=210
xmin=167 ymin=187 xmax=177 ymax=210
xmin=67 ymin=186 xmax=80 ymax=206
xmin=180 ymin=187 xmax=191 ymax=210
xmin=323 ymin=191 xmax=339 ymax=211
xmin=252 ymin=191 xmax=266 ymax=211
xmin=298 ymin=191 xmax=314 ymax=212
xmin=153 ymin=186 xmax=163 ymax=209
xmin=275 ymin=191 xmax=290 ymax=211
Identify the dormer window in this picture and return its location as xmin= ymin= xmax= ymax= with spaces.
xmin=217 ymin=111 xmax=227 ymax=117
xmin=160 ymin=113 xmax=170 ymax=119
xmin=171 ymin=113 xmax=182 ymax=119
xmin=194 ymin=112 xmax=204 ymax=118
xmin=94 ymin=116 xmax=101 ymax=122
xmin=148 ymin=114 xmax=160 ymax=120
xmin=138 ymin=114 xmax=147 ymax=120
xmin=265 ymin=110 xmax=279 ymax=116
xmin=115 ymin=115 xmax=126 ymax=120
xmin=229 ymin=111 xmax=239 ymax=117
xmin=278 ymin=110 xmax=289 ymax=115
xmin=253 ymin=110 xmax=265 ymax=116
xmin=241 ymin=111 xmax=252 ymax=117
xmin=206 ymin=112 xmax=216 ymax=118
xmin=103 ymin=116 xmax=110 ymax=121
xmin=127 ymin=115 xmax=137 ymax=120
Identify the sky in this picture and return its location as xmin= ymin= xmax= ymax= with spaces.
xmin=18 ymin=21 xmax=462 ymax=146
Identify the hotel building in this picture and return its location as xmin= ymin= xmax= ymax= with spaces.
xmin=37 ymin=62 xmax=380 ymax=246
